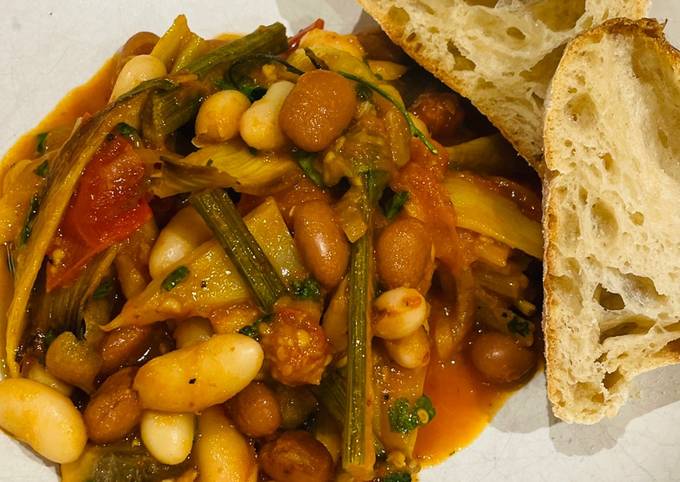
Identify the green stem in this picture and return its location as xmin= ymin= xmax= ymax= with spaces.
xmin=343 ymin=170 xmax=377 ymax=476
xmin=184 ymin=23 xmax=289 ymax=77
xmin=337 ymin=71 xmax=438 ymax=155
xmin=190 ymin=189 xmax=286 ymax=313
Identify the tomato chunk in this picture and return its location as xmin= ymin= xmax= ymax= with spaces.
xmin=46 ymin=135 xmax=151 ymax=291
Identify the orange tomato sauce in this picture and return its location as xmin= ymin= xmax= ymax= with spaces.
xmin=415 ymin=353 xmax=513 ymax=466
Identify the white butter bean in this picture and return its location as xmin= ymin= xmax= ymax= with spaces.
xmin=384 ymin=327 xmax=431 ymax=369
xmin=26 ymin=362 xmax=72 ymax=396
xmin=195 ymin=90 xmax=251 ymax=144
xmin=141 ymin=410 xmax=194 ymax=465
xmin=133 ymin=334 xmax=263 ymax=412
xmin=110 ymin=54 xmax=167 ymax=101
xmin=148 ymin=206 xmax=212 ymax=279
xmin=197 ymin=406 xmax=258 ymax=482
xmin=373 ymin=287 xmax=429 ymax=340
xmin=240 ymin=81 xmax=294 ymax=151
xmin=0 ymin=378 xmax=87 ymax=464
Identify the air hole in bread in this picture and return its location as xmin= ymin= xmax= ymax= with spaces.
xmin=590 ymin=200 xmax=617 ymax=237
xmin=600 ymin=153 xmax=614 ymax=172
xmin=506 ymin=27 xmax=526 ymax=41
xmin=574 ymin=382 xmax=601 ymax=402
xmin=406 ymin=32 xmax=417 ymax=42
xmin=600 ymin=316 xmax=656 ymax=342
xmin=603 ymin=369 xmax=623 ymax=390
xmin=629 ymin=211 xmax=644 ymax=226
xmin=622 ymin=273 xmax=667 ymax=304
xmin=387 ymin=6 xmax=410 ymax=28
xmin=447 ymin=41 xmax=476 ymax=71
xmin=520 ymin=45 xmax=565 ymax=83
xmin=530 ymin=0 xmax=585 ymax=32
xmin=593 ymin=284 xmax=625 ymax=311
xmin=415 ymin=1 xmax=435 ymax=15
xmin=566 ymin=93 xmax=597 ymax=127
xmin=564 ymin=139 xmax=573 ymax=147
xmin=665 ymin=321 xmax=680 ymax=332
xmin=428 ymin=27 xmax=440 ymax=34
xmin=578 ymin=187 xmax=588 ymax=204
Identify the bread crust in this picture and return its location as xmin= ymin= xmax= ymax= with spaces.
xmin=543 ymin=18 xmax=680 ymax=423
xmin=357 ymin=0 xmax=649 ymax=175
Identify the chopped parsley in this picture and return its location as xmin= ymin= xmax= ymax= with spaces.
xmin=161 ymin=266 xmax=190 ymax=291
xmin=35 ymin=132 xmax=48 ymax=155
xmin=292 ymin=149 xmax=325 ymax=187
xmin=19 ymin=194 xmax=41 ymax=245
xmin=240 ymin=85 xmax=267 ymax=102
xmin=355 ymin=82 xmax=372 ymax=101
xmin=34 ymin=160 xmax=49 ymax=178
xmin=507 ymin=313 xmax=531 ymax=337
xmin=381 ymin=473 xmax=412 ymax=482
xmin=238 ymin=315 xmax=271 ymax=341
xmin=292 ymin=277 xmax=322 ymax=301
xmin=388 ymin=395 xmax=436 ymax=434
xmin=380 ymin=189 xmax=409 ymax=220
xmin=115 ymin=122 xmax=142 ymax=146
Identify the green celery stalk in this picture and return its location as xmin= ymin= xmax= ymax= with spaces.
xmin=190 ymin=189 xmax=287 ymax=313
xmin=343 ymin=171 xmax=377 ymax=478
xmin=184 ymin=23 xmax=288 ymax=78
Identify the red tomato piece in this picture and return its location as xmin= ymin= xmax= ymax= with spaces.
xmin=46 ymin=134 xmax=151 ymax=291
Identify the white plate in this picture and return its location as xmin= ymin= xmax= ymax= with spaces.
xmin=1 ymin=1 xmax=679 ymax=481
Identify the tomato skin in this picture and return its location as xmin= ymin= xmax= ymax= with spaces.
xmin=46 ymin=135 xmax=151 ymax=291
xmin=391 ymin=139 xmax=463 ymax=272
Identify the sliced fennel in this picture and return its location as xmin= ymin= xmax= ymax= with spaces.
xmin=444 ymin=173 xmax=543 ymax=259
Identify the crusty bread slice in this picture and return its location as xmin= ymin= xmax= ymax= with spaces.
xmin=543 ymin=18 xmax=680 ymax=423
xmin=357 ymin=0 xmax=649 ymax=174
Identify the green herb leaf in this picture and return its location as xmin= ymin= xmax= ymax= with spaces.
xmin=355 ymin=83 xmax=372 ymax=102
xmin=414 ymin=394 xmax=436 ymax=421
xmin=34 ymin=160 xmax=49 ymax=178
xmin=337 ymin=71 xmax=438 ymax=155
xmin=161 ymin=266 xmax=190 ymax=291
xmin=36 ymin=132 xmax=48 ymax=155
xmin=381 ymin=190 xmax=409 ymax=221
xmin=381 ymin=472 xmax=412 ymax=482
xmin=241 ymin=85 xmax=267 ymax=102
xmin=116 ymin=123 xmax=136 ymax=137
xmin=388 ymin=395 xmax=436 ymax=434
xmin=292 ymin=277 xmax=322 ymax=300
xmin=92 ymin=279 xmax=113 ymax=300
xmin=19 ymin=194 xmax=41 ymax=245
xmin=42 ymin=329 xmax=57 ymax=349
xmin=115 ymin=122 xmax=142 ymax=147
xmin=238 ymin=315 xmax=271 ymax=341
xmin=508 ymin=314 xmax=531 ymax=337
xmin=293 ymin=150 xmax=325 ymax=187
